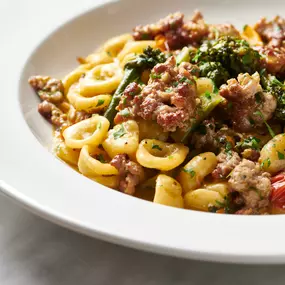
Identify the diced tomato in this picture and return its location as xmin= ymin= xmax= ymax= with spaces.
xmin=271 ymin=173 xmax=285 ymax=209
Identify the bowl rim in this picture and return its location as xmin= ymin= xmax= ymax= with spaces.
xmin=1 ymin=0 xmax=285 ymax=264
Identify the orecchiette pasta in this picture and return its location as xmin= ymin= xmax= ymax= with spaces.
xmin=177 ymin=152 xmax=218 ymax=194
xmin=204 ymin=182 xmax=229 ymax=198
xmin=67 ymin=84 xmax=112 ymax=113
xmin=184 ymin=189 xmax=224 ymax=211
xmin=62 ymin=64 xmax=92 ymax=95
xmin=259 ymin=133 xmax=285 ymax=174
xmin=102 ymin=33 xmax=134 ymax=57
xmin=103 ymin=120 xmax=139 ymax=159
xmin=138 ymin=119 xmax=169 ymax=142
xmin=84 ymin=50 xmax=113 ymax=65
xmin=63 ymin=115 xmax=109 ymax=148
xmin=136 ymin=139 xmax=189 ymax=171
xmin=52 ymin=133 xmax=80 ymax=166
xmin=30 ymin=11 xmax=285 ymax=216
xmin=117 ymin=40 xmax=156 ymax=62
xmin=79 ymin=62 xmax=123 ymax=96
xmin=78 ymin=145 xmax=118 ymax=176
xmin=153 ymin=174 xmax=184 ymax=208
xmin=91 ymin=175 xmax=120 ymax=189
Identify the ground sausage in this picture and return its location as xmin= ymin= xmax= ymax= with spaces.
xmin=219 ymin=72 xmax=277 ymax=132
xmin=254 ymin=15 xmax=285 ymax=47
xmin=29 ymin=75 xmax=64 ymax=104
xmin=212 ymin=150 xmax=241 ymax=179
xmin=110 ymin=154 xmax=144 ymax=195
xmin=133 ymin=11 xmax=208 ymax=50
xmin=229 ymin=159 xmax=271 ymax=209
xmin=255 ymin=46 xmax=285 ymax=77
xmin=38 ymin=101 xmax=67 ymax=127
xmin=116 ymin=56 xmax=198 ymax=132
xmin=208 ymin=23 xmax=240 ymax=40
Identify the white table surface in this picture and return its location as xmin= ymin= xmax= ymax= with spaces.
xmin=1 ymin=0 xmax=285 ymax=284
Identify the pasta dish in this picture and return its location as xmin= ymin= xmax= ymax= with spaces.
xmin=28 ymin=11 xmax=285 ymax=215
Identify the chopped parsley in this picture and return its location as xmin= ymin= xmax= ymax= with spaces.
xmin=261 ymin=158 xmax=271 ymax=169
xmin=96 ymin=154 xmax=106 ymax=163
xmin=182 ymin=168 xmax=196 ymax=178
xmin=172 ymin=81 xmax=179 ymax=87
xmin=152 ymin=144 xmax=162 ymax=151
xmin=179 ymin=76 xmax=193 ymax=85
xmin=236 ymin=136 xmax=261 ymax=151
xmin=277 ymin=151 xmax=285 ymax=160
xmin=96 ymin=99 xmax=105 ymax=107
xmin=113 ymin=124 xmax=126 ymax=139
xmin=97 ymin=122 xmax=102 ymax=130
xmin=254 ymin=110 xmax=275 ymax=138
xmin=204 ymin=91 xmax=212 ymax=99
xmin=225 ymin=141 xmax=232 ymax=155
xmin=165 ymin=88 xmax=172 ymax=93
xmin=150 ymin=73 xmax=161 ymax=79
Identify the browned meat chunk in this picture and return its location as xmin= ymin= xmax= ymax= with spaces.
xmin=208 ymin=23 xmax=240 ymax=40
xmin=116 ymin=56 xmax=198 ymax=132
xmin=255 ymin=46 xmax=285 ymax=77
xmin=254 ymin=16 xmax=285 ymax=47
xmin=38 ymin=101 xmax=67 ymax=127
xmin=67 ymin=105 xmax=91 ymax=125
xmin=110 ymin=154 xmax=144 ymax=195
xmin=133 ymin=11 xmax=208 ymax=50
xmin=212 ymin=150 xmax=241 ymax=179
xmin=229 ymin=159 xmax=271 ymax=209
xmin=219 ymin=72 xmax=277 ymax=132
xmin=29 ymin=75 xmax=64 ymax=104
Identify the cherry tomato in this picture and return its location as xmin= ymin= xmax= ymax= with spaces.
xmin=271 ymin=172 xmax=285 ymax=209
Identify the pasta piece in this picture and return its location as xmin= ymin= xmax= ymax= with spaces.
xmin=62 ymin=64 xmax=92 ymax=95
xmin=184 ymin=189 xmax=224 ymax=211
xmin=196 ymin=77 xmax=215 ymax=96
xmin=52 ymin=133 xmax=80 ymax=166
xmin=67 ymin=84 xmax=112 ymax=113
xmin=84 ymin=50 xmax=113 ymax=65
xmin=177 ymin=152 xmax=218 ymax=194
xmin=153 ymin=174 xmax=184 ymax=208
xmin=63 ymin=115 xmax=109 ymax=148
xmin=103 ymin=33 xmax=134 ymax=57
xmin=117 ymin=40 xmax=156 ymax=62
xmin=91 ymin=175 xmax=119 ymax=189
xmin=259 ymin=133 xmax=285 ymax=174
xmin=103 ymin=120 xmax=139 ymax=159
xmin=78 ymin=145 xmax=118 ymax=176
xmin=204 ymin=182 xmax=229 ymax=198
xmin=138 ymin=119 xmax=169 ymax=142
xmin=79 ymin=62 xmax=123 ymax=96
xmin=136 ymin=139 xmax=189 ymax=171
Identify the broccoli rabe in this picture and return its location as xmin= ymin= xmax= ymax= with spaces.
xmin=104 ymin=46 xmax=166 ymax=124
xmin=193 ymin=36 xmax=261 ymax=84
xmin=199 ymin=61 xmax=230 ymax=87
xmin=260 ymin=72 xmax=285 ymax=121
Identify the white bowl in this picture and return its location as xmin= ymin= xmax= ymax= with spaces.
xmin=1 ymin=0 xmax=285 ymax=264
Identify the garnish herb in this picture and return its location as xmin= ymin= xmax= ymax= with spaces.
xmin=113 ymin=124 xmax=126 ymax=139
xmin=277 ymin=151 xmax=285 ymax=160
xmin=96 ymin=99 xmax=105 ymax=107
xmin=182 ymin=168 xmax=196 ymax=178
xmin=152 ymin=144 xmax=162 ymax=151
xmin=253 ymin=110 xmax=275 ymax=138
